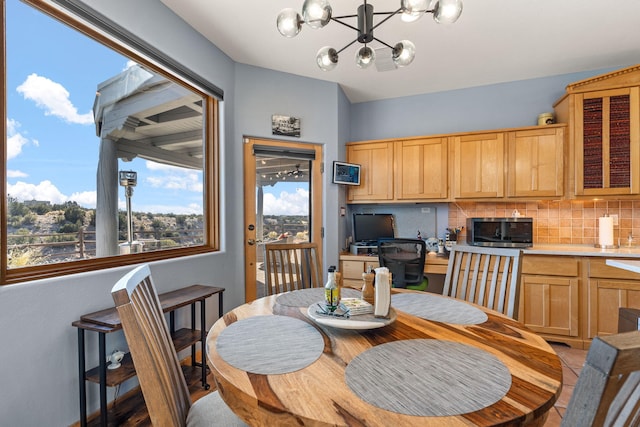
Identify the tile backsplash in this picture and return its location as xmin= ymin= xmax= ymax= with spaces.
xmin=448 ymin=200 xmax=640 ymax=246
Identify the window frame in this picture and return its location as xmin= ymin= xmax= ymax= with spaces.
xmin=1 ymin=0 xmax=220 ymax=284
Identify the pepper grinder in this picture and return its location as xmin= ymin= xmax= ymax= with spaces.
xmin=361 ymin=266 xmax=375 ymax=305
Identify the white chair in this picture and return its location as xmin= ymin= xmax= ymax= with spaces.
xmin=443 ymin=245 xmax=523 ymax=318
xmin=111 ymin=264 xmax=246 ymax=426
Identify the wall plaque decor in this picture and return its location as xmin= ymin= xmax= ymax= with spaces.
xmin=272 ymin=115 xmax=301 ymax=137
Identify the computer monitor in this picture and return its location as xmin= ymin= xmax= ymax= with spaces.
xmin=352 ymin=213 xmax=395 ymax=244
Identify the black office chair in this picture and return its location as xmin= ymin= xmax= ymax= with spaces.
xmin=377 ymin=238 xmax=428 ymax=290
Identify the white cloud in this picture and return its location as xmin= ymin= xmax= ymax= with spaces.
xmin=69 ymin=191 xmax=97 ymax=209
xmin=6 ymin=181 xmax=96 ymax=209
xmin=16 ymin=73 xmax=94 ymax=125
xmin=7 ymin=180 xmax=67 ymax=204
xmin=144 ymin=162 xmax=202 ymax=192
xmin=6 ymin=118 xmax=31 ymax=159
xmin=263 ymin=188 xmax=309 ymax=215
xmin=7 ymin=170 xmax=28 ymax=178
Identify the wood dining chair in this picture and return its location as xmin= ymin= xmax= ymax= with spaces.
xmin=263 ymin=242 xmax=322 ymax=295
xmin=562 ymin=330 xmax=640 ymax=426
xmin=442 ymin=245 xmax=523 ymax=318
xmin=111 ymin=264 xmax=246 ymax=427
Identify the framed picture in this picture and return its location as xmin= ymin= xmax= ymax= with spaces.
xmin=271 ymin=114 xmax=301 ymax=137
xmin=332 ymin=161 xmax=361 ymax=185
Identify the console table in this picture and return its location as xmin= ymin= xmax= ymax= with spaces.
xmin=72 ymin=284 xmax=225 ymax=427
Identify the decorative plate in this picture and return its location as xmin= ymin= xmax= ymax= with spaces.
xmin=306 ymin=304 xmax=397 ymax=330
xmin=425 ymin=237 xmax=439 ymax=253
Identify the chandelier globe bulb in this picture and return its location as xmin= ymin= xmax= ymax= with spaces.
xmin=277 ymin=8 xmax=302 ymax=37
xmin=401 ymin=0 xmax=428 ymax=22
xmin=355 ymin=46 xmax=376 ymax=68
xmin=392 ymin=40 xmax=416 ymax=67
xmin=431 ymin=0 xmax=463 ymax=24
xmin=302 ymin=0 xmax=332 ymax=29
xmin=316 ymin=46 xmax=338 ymax=71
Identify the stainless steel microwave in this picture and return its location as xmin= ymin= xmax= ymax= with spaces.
xmin=466 ymin=217 xmax=533 ymax=248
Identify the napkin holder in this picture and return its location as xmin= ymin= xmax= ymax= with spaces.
xmin=374 ymin=267 xmax=391 ymax=318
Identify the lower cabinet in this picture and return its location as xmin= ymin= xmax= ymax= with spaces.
xmin=519 ymin=256 xmax=580 ymax=346
xmin=587 ymin=258 xmax=640 ymax=338
xmin=341 ymin=252 xmax=640 ymax=349
xmin=340 ymin=256 xmax=379 ymax=289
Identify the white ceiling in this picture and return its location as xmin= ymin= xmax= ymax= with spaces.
xmin=160 ymin=0 xmax=640 ymax=104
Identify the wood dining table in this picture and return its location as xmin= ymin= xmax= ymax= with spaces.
xmin=206 ymin=288 xmax=562 ymax=426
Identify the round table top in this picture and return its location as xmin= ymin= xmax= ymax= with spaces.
xmin=206 ymin=289 xmax=562 ymax=426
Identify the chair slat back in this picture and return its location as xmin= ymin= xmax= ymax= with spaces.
xmin=264 ymin=242 xmax=322 ymax=295
xmin=562 ymin=331 xmax=640 ymax=426
xmin=112 ymin=264 xmax=191 ymax=427
xmin=443 ymin=245 xmax=523 ymax=318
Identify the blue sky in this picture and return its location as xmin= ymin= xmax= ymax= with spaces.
xmin=6 ymin=0 xmax=308 ymax=216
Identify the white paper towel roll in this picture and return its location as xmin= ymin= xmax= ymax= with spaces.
xmin=599 ymin=216 xmax=614 ymax=246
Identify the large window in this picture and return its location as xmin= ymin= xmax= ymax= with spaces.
xmin=2 ymin=0 xmax=219 ymax=284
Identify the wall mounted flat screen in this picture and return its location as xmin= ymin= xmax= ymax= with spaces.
xmin=332 ymin=161 xmax=360 ymax=185
xmin=353 ymin=214 xmax=395 ymax=244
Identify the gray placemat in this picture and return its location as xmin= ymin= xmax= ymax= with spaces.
xmin=276 ymin=287 xmax=362 ymax=307
xmin=216 ymin=315 xmax=324 ymax=375
xmin=391 ymin=293 xmax=488 ymax=324
xmin=345 ymin=339 xmax=511 ymax=416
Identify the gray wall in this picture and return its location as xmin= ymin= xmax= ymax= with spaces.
xmin=350 ymin=68 xmax=625 ymax=141
xmin=233 ymin=64 xmax=345 ymax=270
xmin=0 ymin=1 xmax=631 ymax=425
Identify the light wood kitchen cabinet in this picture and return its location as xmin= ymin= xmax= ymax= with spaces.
xmin=519 ymin=255 xmax=580 ymax=345
xmin=452 ymin=132 xmax=505 ymax=198
xmin=587 ymin=258 xmax=640 ymax=338
xmin=507 ymin=126 xmax=565 ymax=198
xmin=395 ymin=137 xmax=448 ymax=200
xmin=339 ymin=255 xmax=379 ymax=289
xmin=346 ymin=142 xmax=394 ymax=202
xmin=554 ymin=65 xmax=640 ymax=198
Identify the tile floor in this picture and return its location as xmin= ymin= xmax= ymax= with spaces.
xmin=544 ymin=343 xmax=589 ymax=426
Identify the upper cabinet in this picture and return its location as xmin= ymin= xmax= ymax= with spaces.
xmin=346 ymin=141 xmax=394 ymax=202
xmin=452 ymin=132 xmax=505 ymax=199
xmin=346 ymin=138 xmax=449 ymax=203
xmin=555 ymin=65 xmax=640 ymax=197
xmin=346 ymin=125 xmax=566 ymax=203
xmin=506 ymin=126 xmax=565 ymax=198
xmin=395 ymin=137 xmax=448 ymax=200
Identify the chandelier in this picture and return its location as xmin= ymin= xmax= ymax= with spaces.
xmin=276 ymin=0 xmax=463 ymax=71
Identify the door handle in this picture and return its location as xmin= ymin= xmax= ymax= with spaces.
xmin=247 ymin=239 xmax=255 ymax=245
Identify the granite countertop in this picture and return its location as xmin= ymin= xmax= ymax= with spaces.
xmin=523 ymin=243 xmax=640 ymax=258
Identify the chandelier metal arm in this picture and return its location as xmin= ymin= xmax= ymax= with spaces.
xmin=369 ymin=8 xmax=402 ymax=33
xmin=330 ymin=17 xmax=360 ymax=33
xmin=332 ymin=14 xmax=358 ymax=19
xmin=373 ymin=37 xmax=394 ymax=50
xmin=335 ymin=38 xmax=361 ymax=55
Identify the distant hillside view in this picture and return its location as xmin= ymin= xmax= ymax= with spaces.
xmin=261 ymin=215 xmax=309 ymax=242
xmin=6 ymin=196 xmax=204 ymax=267
xmin=6 ymin=200 xmax=310 ymax=267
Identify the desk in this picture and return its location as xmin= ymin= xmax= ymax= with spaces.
xmin=206 ymin=288 xmax=562 ymax=426
xmin=340 ymin=253 xmax=448 ymax=288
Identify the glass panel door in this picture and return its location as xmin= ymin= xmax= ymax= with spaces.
xmin=255 ymin=156 xmax=311 ymax=298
